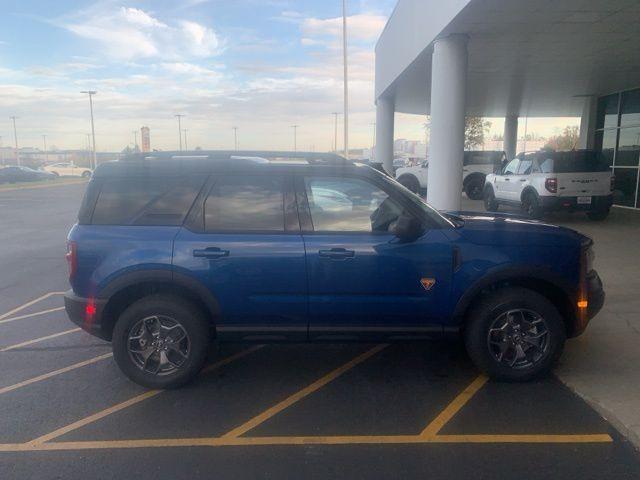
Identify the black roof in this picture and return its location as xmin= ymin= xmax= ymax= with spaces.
xmin=93 ymin=150 xmax=353 ymax=177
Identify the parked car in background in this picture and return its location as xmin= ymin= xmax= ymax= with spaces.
xmin=395 ymin=151 xmax=505 ymax=199
xmin=65 ymin=151 xmax=604 ymax=389
xmin=43 ymin=162 xmax=92 ymax=178
xmin=0 ymin=165 xmax=56 ymax=183
xmin=483 ymin=150 xmax=614 ymax=220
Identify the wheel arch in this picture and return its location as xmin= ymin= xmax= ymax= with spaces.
xmin=99 ymin=270 xmax=220 ymax=340
xmin=520 ymin=185 xmax=539 ymax=203
xmin=452 ymin=267 xmax=578 ymax=337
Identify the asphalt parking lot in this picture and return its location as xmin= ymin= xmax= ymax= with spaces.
xmin=1 ymin=182 xmax=639 ymax=479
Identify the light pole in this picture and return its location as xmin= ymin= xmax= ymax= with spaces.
xmin=42 ymin=134 xmax=47 ymax=164
xmin=80 ymin=91 xmax=97 ymax=169
xmin=331 ymin=112 xmax=340 ymax=152
xmin=175 ymin=114 xmax=185 ymax=151
xmin=342 ymin=0 xmax=349 ymax=159
xmin=232 ymin=126 xmax=238 ymax=150
xmin=183 ymin=129 xmax=188 ymax=151
xmin=370 ymin=122 xmax=376 ymax=159
xmin=132 ymin=130 xmax=138 ymax=151
xmin=10 ymin=116 xmax=19 ymax=166
xmin=0 ymin=135 xmax=4 ymax=165
xmin=291 ymin=125 xmax=299 ymax=152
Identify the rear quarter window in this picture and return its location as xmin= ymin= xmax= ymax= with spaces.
xmin=541 ymin=152 xmax=610 ymax=173
xmin=89 ymin=176 xmax=205 ymax=226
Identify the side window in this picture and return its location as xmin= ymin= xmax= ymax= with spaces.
xmin=517 ymin=159 xmax=533 ymax=175
xmin=91 ymin=176 xmax=204 ymax=226
xmin=304 ymin=176 xmax=404 ymax=233
xmin=204 ymin=176 xmax=284 ymax=232
xmin=539 ymin=158 xmax=554 ymax=173
xmin=502 ymin=159 xmax=519 ymax=175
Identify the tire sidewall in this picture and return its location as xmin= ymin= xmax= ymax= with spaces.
xmin=112 ymin=295 xmax=210 ymax=389
xmin=464 ymin=288 xmax=566 ymax=382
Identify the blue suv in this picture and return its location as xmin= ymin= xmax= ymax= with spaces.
xmin=65 ymin=151 xmax=604 ymax=388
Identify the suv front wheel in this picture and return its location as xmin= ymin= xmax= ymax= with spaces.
xmin=112 ymin=295 xmax=210 ymax=389
xmin=464 ymin=287 xmax=566 ymax=382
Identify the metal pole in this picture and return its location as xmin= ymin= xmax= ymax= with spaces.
xmin=175 ymin=114 xmax=184 ymax=151
xmin=332 ymin=112 xmax=339 ymax=152
xmin=342 ymin=0 xmax=349 ymax=159
xmin=80 ymin=91 xmax=97 ymax=169
xmin=232 ymin=127 xmax=238 ymax=150
xmin=370 ymin=122 xmax=376 ymax=157
xmin=10 ymin=116 xmax=19 ymax=166
xmin=42 ymin=134 xmax=47 ymax=164
xmin=291 ymin=125 xmax=299 ymax=152
xmin=183 ymin=129 xmax=188 ymax=151
xmin=132 ymin=130 xmax=138 ymax=150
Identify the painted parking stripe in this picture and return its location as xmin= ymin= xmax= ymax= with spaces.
xmin=0 ymin=432 xmax=613 ymax=452
xmin=0 ymin=306 xmax=66 ymax=325
xmin=420 ymin=374 xmax=489 ymax=437
xmin=0 ymin=327 xmax=81 ymax=352
xmin=28 ymin=345 xmax=264 ymax=445
xmin=0 ymin=353 xmax=112 ymax=396
xmin=222 ymin=344 xmax=388 ymax=439
xmin=0 ymin=292 xmax=65 ymax=322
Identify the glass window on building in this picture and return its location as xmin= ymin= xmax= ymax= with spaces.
xmin=616 ymin=127 xmax=640 ymax=167
xmin=620 ymin=89 xmax=640 ymax=128
xmin=594 ymin=129 xmax=618 ymax=167
xmin=596 ymin=94 xmax=619 ymax=130
xmin=612 ymin=168 xmax=639 ymax=208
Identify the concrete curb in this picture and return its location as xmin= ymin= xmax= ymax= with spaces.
xmin=0 ymin=179 xmax=88 ymax=192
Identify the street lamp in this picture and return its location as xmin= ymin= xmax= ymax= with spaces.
xmin=183 ymin=129 xmax=188 ymax=151
xmin=175 ymin=114 xmax=185 ymax=151
xmin=10 ymin=116 xmax=19 ymax=166
xmin=132 ymin=130 xmax=138 ymax=151
xmin=290 ymin=125 xmax=299 ymax=152
xmin=370 ymin=122 xmax=376 ymax=159
xmin=80 ymin=91 xmax=97 ymax=169
xmin=232 ymin=126 xmax=239 ymax=150
xmin=331 ymin=112 xmax=340 ymax=152
xmin=342 ymin=0 xmax=349 ymax=159
xmin=42 ymin=134 xmax=47 ymax=164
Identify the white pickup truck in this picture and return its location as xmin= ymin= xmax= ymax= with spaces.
xmin=483 ymin=150 xmax=614 ymax=220
xmin=395 ymin=151 xmax=505 ymax=200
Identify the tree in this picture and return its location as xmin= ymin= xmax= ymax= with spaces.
xmin=544 ymin=125 xmax=579 ymax=151
xmin=423 ymin=116 xmax=492 ymax=149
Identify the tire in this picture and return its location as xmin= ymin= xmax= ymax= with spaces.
xmin=587 ymin=208 xmax=609 ymax=221
xmin=464 ymin=178 xmax=485 ymax=200
xmin=51 ymin=171 xmax=59 ymax=177
xmin=81 ymin=171 xmax=92 ymax=178
xmin=112 ymin=295 xmax=210 ymax=389
xmin=522 ymin=192 xmax=543 ymax=219
xmin=483 ymin=187 xmax=499 ymax=212
xmin=464 ymin=287 xmax=566 ymax=382
xmin=397 ymin=175 xmax=420 ymax=194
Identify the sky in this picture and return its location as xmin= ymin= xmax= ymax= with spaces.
xmin=0 ymin=0 xmax=578 ymax=153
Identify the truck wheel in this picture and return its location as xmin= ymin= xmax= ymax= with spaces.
xmin=587 ymin=208 xmax=610 ymax=221
xmin=464 ymin=179 xmax=484 ymax=200
xmin=397 ymin=175 xmax=420 ymax=194
xmin=483 ymin=187 xmax=499 ymax=211
xmin=112 ymin=295 xmax=210 ymax=389
xmin=522 ymin=192 xmax=543 ymax=219
xmin=81 ymin=170 xmax=92 ymax=178
xmin=464 ymin=287 xmax=565 ymax=382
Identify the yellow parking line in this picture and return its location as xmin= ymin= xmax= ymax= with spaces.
xmin=0 ymin=292 xmax=65 ymax=321
xmin=0 ymin=433 xmax=613 ymax=452
xmin=29 ymin=346 xmax=264 ymax=445
xmin=0 ymin=306 xmax=66 ymax=325
xmin=221 ymin=344 xmax=388 ymax=439
xmin=0 ymin=353 xmax=112 ymax=396
xmin=0 ymin=328 xmax=81 ymax=352
xmin=420 ymin=374 xmax=488 ymax=437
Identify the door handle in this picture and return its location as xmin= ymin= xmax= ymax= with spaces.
xmin=519 ymin=179 xmax=527 ymax=182
xmin=193 ymin=247 xmax=229 ymax=259
xmin=318 ymin=248 xmax=355 ymax=260
xmin=504 ymin=178 xmax=511 ymax=181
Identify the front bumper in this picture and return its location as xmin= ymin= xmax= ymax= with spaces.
xmin=64 ymin=290 xmax=110 ymax=341
xmin=540 ymin=195 xmax=613 ymax=212
xmin=571 ymin=270 xmax=605 ymax=337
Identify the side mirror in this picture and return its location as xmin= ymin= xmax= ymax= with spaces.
xmin=392 ymin=212 xmax=424 ymax=242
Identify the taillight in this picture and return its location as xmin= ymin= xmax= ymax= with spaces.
xmin=66 ymin=241 xmax=77 ymax=281
xmin=545 ymin=178 xmax=558 ymax=193
xmin=610 ymin=175 xmax=615 ymax=192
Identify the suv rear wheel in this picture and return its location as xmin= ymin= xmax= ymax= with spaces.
xmin=464 ymin=287 xmax=565 ymax=382
xmin=464 ymin=177 xmax=485 ymax=200
xmin=112 ymin=295 xmax=210 ymax=389
xmin=587 ymin=207 xmax=610 ymax=221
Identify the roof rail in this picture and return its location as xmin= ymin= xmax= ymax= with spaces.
xmin=121 ymin=150 xmax=350 ymax=166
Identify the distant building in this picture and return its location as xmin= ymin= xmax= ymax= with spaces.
xmin=141 ymin=126 xmax=151 ymax=152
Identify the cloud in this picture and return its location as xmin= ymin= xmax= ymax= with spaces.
xmin=59 ymin=6 xmax=222 ymax=61
xmin=301 ymin=14 xmax=386 ymax=43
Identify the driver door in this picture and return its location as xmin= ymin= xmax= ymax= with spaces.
xmin=296 ymin=174 xmax=453 ymax=341
xmin=495 ymin=159 xmax=519 ymax=201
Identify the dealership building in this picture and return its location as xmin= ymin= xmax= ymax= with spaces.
xmin=374 ymin=0 xmax=640 ymax=210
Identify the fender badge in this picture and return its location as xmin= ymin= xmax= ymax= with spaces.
xmin=420 ymin=278 xmax=436 ymax=291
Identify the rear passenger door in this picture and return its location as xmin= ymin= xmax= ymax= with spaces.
xmin=172 ymin=174 xmax=308 ymax=341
